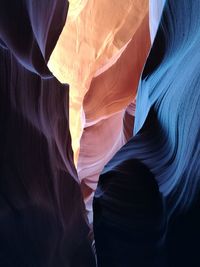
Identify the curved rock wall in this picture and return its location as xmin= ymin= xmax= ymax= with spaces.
xmin=0 ymin=1 xmax=95 ymax=266
xmin=94 ymin=0 xmax=200 ymax=266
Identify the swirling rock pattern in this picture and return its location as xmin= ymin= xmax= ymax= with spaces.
xmin=0 ymin=1 xmax=95 ymax=266
xmin=48 ymin=0 xmax=149 ymax=163
xmin=1 ymin=1 xmax=200 ymax=266
xmin=48 ymin=0 xmax=150 ymax=218
xmin=94 ymin=0 xmax=200 ymax=266
xmin=78 ymin=11 xmax=150 ymax=214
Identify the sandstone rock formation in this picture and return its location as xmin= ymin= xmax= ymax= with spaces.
xmin=94 ymin=0 xmax=200 ymax=266
xmin=0 ymin=1 xmax=95 ymax=266
xmin=1 ymin=1 xmax=200 ymax=266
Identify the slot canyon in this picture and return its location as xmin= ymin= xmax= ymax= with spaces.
xmin=0 ymin=0 xmax=200 ymax=266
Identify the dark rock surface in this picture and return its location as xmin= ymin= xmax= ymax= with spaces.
xmin=0 ymin=1 xmax=95 ymax=266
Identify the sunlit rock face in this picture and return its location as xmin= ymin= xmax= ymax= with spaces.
xmin=48 ymin=1 xmax=150 ymax=213
xmin=0 ymin=1 xmax=95 ymax=266
xmin=94 ymin=0 xmax=200 ymax=266
xmin=48 ymin=0 xmax=149 ymax=159
xmin=79 ymin=14 xmax=150 ymax=216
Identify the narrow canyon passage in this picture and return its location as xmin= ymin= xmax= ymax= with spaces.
xmin=48 ymin=0 xmax=150 ymax=221
xmin=0 ymin=0 xmax=200 ymax=267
